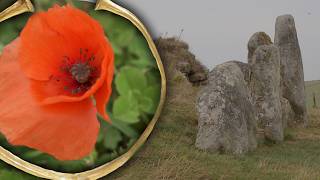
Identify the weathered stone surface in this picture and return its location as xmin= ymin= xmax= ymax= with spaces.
xmin=249 ymin=45 xmax=283 ymax=142
xmin=196 ymin=61 xmax=257 ymax=155
xmin=248 ymin=32 xmax=273 ymax=63
xmin=274 ymin=14 xmax=307 ymax=127
xmin=281 ymin=98 xmax=295 ymax=129
xmin=229 ymin=61 xmax=251 ymax=85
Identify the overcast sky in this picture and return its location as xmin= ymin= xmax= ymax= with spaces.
xmin=115 ymin=0 xmax=320 ymax=81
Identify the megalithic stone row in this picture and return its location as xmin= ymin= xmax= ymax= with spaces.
xmin=249 ymin=45 xmax=283 ymax=142
xmin=195 ymin=14 xmax=307 ymax=156
xmin=196 ymin=61 xmax=257 ymax=155
xmin=274 ymin=14 xmax=307 ymax=127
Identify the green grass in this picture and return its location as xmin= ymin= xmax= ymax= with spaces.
xmin=103 ymin=80 xmax=320 ymax=180
xmin=104 ymin=101 xmax=320 ymax=180
xmin=305 ymin=80 xmax=320 ymax=109
xmin=99 ymin=80 xmax=320 ymax=179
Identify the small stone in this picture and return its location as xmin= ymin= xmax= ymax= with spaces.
xmin=247 ymin=32 xmax=273 ymax=63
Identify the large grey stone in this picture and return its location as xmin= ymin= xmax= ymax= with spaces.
xmin=249 ymin=45 xmax=283 ymax=142
xmin=274 ymin=14 xmax=307 ymax=127
xmin=248 ymin=32 xmax=273 ymax=63
xmin=196 ymin=61 xmax=257 ymax=155
xmin=229 ymin=61 xmax=251 ymax=85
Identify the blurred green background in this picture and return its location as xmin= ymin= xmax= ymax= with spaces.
xmin=0 ymin=0 xmax=161 ymax=175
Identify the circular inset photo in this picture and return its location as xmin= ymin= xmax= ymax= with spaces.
xmin=0 ymin=0 xmax=164 ymax=176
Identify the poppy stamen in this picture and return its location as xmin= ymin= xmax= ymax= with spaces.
xmin=59 ymin=49 xmax=99 ymax=95
xmin=70 ymin=63 xmax=92 ymax=84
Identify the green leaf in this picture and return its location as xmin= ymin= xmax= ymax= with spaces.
xmin=89 ymin=11 xmax=113 ymax=31
xmin=0 ymin=22 xmax=19 ymax=45
xmin=146 ymin=69 xmax=161 ymax=86
xmin=111 ymin=43 xmax=122 ymax=55
xmin=83 ymin=149 xmax=98 ymax=166
xmin=112 ymin=92 xmax=140 ymax=123
xmin=91 ymin=11 xmax=136 ymax=48
xmin=143 ymin=85 xmax=161 ymax=113
xmin=0 ymin=14 xmax=29 ymax=46
xmin=0 ymin=170 xmax=34 ymax=180
xmin=138 ymin=95 xmax=153 ymax=113
xmin=111 ymin=20 xmax=136 ymax=48
xmin=128 ymin=35 xmax=156 ymax=67
xmin=60 ymin=160 xmax=86 ymax=173
xmin=103 ymin=126 xmax=122 ymax=150
xmin=98 ymin=114 xmax=139 ymax=138
xmin=129 ymin=57 xmax=155 ymax=68
xmin=109 ymin=117 xmax=139 ymax=138
xmin=128 ymin=35 xmax=149 ymax=56
xmin=133 ymin=90 xmax=154 ymax=114
xmin=97 ymin=129 xmax=104 ymax=144
xmin=0 ymin=43 xmax=4 ymax=53
xmin=115 ymin=66 xmax=147 ymax=95
xmin=21 ymin=150 xmax=43 ymax=159
xmin=95 ymin=154 xmax=112 ymax=166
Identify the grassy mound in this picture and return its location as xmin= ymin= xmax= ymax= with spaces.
xmin=156 ymin=37 xmax=208 ymax=85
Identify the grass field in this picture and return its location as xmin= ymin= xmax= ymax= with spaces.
xmin=105 ymin=80 xmax=320 ymax=180
xmin=306 ymin=80 xmax=320 ymax=109
xmin=0 ymin=80 xmax=319 ymax=179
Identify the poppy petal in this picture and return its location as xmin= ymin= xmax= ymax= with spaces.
xmin=94 ymin=52 xmax=114 ymax=122
xmin=19 ymin=5 xmax=114 ymax=106
xmin=0 ymin=40 xmax=99 ymax=160
xmin=19 ymin=5 xmax=107 ymax=81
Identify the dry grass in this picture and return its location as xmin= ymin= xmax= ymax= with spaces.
xmin=305 ymin=80 xmax=320 ymax=109
xmin=308 ymin=108 xmax=320 ymax=128
xmin=102 ymin=77 xmax=320 ymax=180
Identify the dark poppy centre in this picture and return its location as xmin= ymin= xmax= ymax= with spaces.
xmin=70 ymin=63 xmax=92 ymax=84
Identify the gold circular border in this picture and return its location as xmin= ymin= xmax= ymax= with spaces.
xmin=0 ymin=0 xmax=167 ymax=179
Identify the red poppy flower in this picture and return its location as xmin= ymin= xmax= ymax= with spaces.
xmin=0 ymin=5 xmax=114 ymax=160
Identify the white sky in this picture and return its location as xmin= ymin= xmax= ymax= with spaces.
xmin=115 ymin=0 xmax=320 ymax=81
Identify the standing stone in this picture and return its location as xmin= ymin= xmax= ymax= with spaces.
xmin=249 ymin=45 xmax=283 ymax=142
xmin=281 ymin=98 xmax=295 ymax=129
xmin=274 ymin=14 xmax=307 ymax=127
xmin=248 ymin=32 xmax=273 ymax=63
xmin=196 ymin=61 xmax=257 ymax=155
